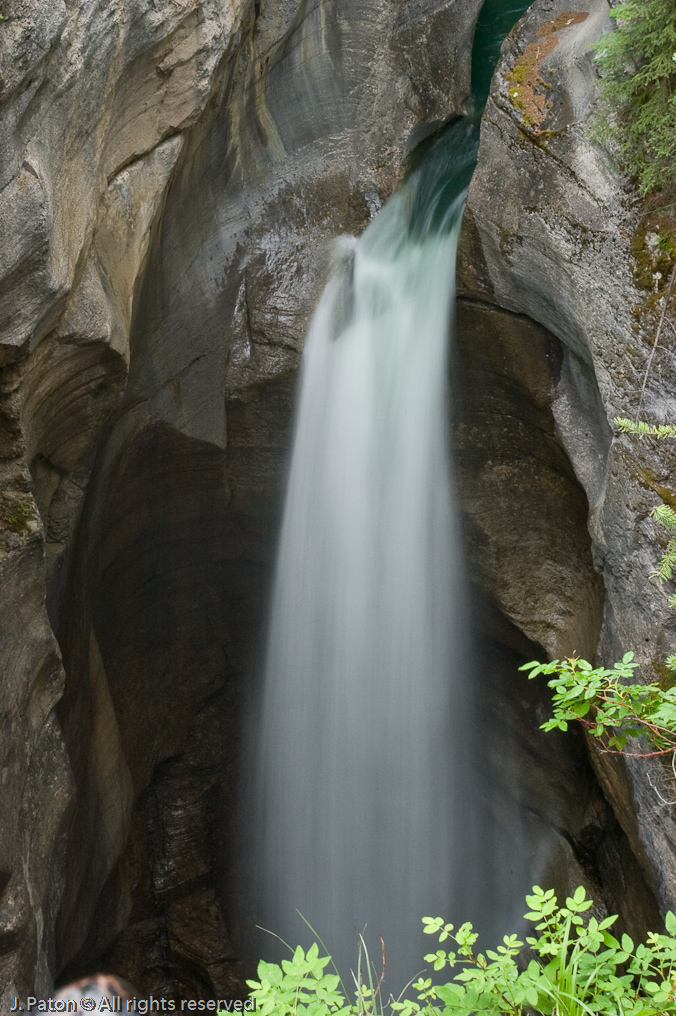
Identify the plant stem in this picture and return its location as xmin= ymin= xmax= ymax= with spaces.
xmin=636 ymin=260 xmax=676 ymax=419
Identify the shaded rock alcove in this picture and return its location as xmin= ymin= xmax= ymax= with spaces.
xmin=453 ymin=297 xmax=661 ymax=942
xmin=16 ymin=0 xmax=488 ymax=999
xmin=463 ymin=0 xmax=676 ymax=920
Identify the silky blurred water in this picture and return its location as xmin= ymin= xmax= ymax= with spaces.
xmin=248 ymin=0 xmax=533 ymax=989
xmin=250 ymin=122 xmax=482 ymax=984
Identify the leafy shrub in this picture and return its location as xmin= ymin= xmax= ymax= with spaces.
xmin=244 ymin=942 xmax=346 ymax=1016
xmin=242 ymin=887 xmax=676 ymax=1016
xmin=591 ymin=0 xmax=676 ymax=194
xmin=521 ymin=654 xmax=676 ymax=757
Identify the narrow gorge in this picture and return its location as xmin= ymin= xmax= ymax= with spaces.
xmin=1 ymin=0 xmax=675 ymax=1005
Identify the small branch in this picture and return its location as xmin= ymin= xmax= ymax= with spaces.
xmin=575 ymin=715 xmax=676 ymax=757
xmin=608 ymin=748 xmax=676 ymax=758
xmin=636 ymin=260 xmax=676 ymax=420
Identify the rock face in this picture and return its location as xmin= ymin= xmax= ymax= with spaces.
xmin=0 ymin=0 xmax=484 ymax=999
xmin=0 ymin=0 xmax=246 ymax=1002
xmin=459 ymin=0 xmax=676 ymax=928
xmin=3 ymin=0 xmax=676 ymax=1000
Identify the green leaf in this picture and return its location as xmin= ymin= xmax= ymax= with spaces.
xmin=520 ymin=661 xmax=545 ymax=673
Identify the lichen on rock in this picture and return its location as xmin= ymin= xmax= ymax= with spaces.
xmin=502 ymin=10 xmax=589 ymax=132
xmin=632 ymin=209 xmax=676 ymax=293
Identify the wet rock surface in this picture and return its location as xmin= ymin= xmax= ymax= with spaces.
xmin=469 ymin=595 xmax=662 ymax=943
xmin=460 ymin=0 xmax=676 ymax=924
xmin=0 ymin=0 xmax=247 ymax=998
xmin=0 ymin=0 xmax=484 ymax=1000
xmin=454 ymin=301 xmax=662 ymax=940
xmin=455 ymin=300 xmax=604 ymax=660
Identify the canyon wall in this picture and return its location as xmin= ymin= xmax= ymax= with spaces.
xmin=0 ymin=0 xmax=483 ymax=998
xmin=458 ymin=0 xmax=676 ymax=925
xmin=0 ymin=0 xmax=247 ymax=1001
xmin=2 ymin=0 xmax=676 ymax=1001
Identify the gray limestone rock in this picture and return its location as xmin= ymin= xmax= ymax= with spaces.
xmin=0 ymin=0 xmax=245 ymax=997
xmin=460 ymin=0 xmax=676 ymax=920
xmin=0 ymin=0 xmax=483 ymax=997
xmin=4 ymin=0 xmax=671 ymax=997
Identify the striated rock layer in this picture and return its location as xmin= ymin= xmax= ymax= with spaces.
xmin=459 ymin=0 xmax=676 ymax=930
xmin=0 ymin=0 xmax=247 ymax=1002
xmin=0 ymin=0 xmax=483 ymax=999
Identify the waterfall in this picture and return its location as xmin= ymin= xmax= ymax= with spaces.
xmin=249 ymin=118 xmax=492 ymax=983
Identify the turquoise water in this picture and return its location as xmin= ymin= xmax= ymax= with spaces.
xmin=472 ymin=0 xmax=532 ymax=109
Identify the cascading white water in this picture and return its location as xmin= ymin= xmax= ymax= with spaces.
xmin=250 ymin=121 xmax=490 ymax=983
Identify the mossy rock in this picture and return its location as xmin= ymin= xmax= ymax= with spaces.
xmin=1 ymin=497 xmax=34 ymax=534
xmin=503 ymin=12 xmax=588 ymax=131
xmin=652 ymin=659 xmax=676 ymax=691
xmin=632 ymin=205 xmax=676 ymax=292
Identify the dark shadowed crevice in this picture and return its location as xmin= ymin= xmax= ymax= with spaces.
xmin=53 ymin=364 xmax=295 ymax=995
xmin=454 ymin=294 xmax=662 ymax=941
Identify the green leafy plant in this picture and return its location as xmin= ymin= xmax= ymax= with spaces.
xmin=591 ymin=0 xmax=676 ymax=195
xmin=615 ymin=418 xmax=676 ymax=439
xmin=245 ymin=942 xmax=348 ymax=1016
xmin=520 ymin=654 xmax=676 ymax=757
xmin=243 ymin=887 xmax=676 ymax=1016
xmin=416 ymin=885 xmax=676 ymax=1016
xmin=649 ymin=503 xmax=676 ymax=589
xmin=244 ymin=926 xmax=392 ymax=1016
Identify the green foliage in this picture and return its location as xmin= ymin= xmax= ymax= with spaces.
xmin=520 ymin=654 xmax=676 ymax=756
xmin=416 ymin=885 xmax=676 ymax=1016
xmin=615 ymin=417 xmax=676 ymax=438
xmin=244 ymin=888 xmax=676 ymax=1016
xmin=591 ymin=0 xmax=676 ymax=194
xmin=244 ymin=942 xmax=348 ymax=1016
xmin=651 ymin=504 xmax=676 ymax=585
